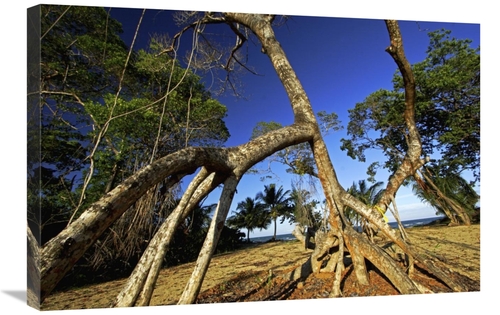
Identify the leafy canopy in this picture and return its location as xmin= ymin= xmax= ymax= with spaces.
xmin=340 ymin=29 xmax=480 ymax=183
xmin=31 ymin=5 xmax=231 ymax=254
xmin=250 ymin=110 xmax=342 ymax=178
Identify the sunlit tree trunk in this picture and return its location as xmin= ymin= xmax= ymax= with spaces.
xmin=178 ymin=176 xmax=239 ymax=304
xmin=27 ymin=224 xmax=41 ymax=308
xmin=225 ymin=13 xmax=468 ymax=297
xmin=38 ymin=12 xmax=474 ymax=306
xmin=413 ymin=170 xmax=459 ymax=225
xmin=40 ymin=120 xmax=314 ymax=302
xmin=177 ymin=175 xmax=240 ymax=304
xmin=420 ymin=169 xmax=471 ymax=226
xmin=134 ymin=173 xmax=224 ymax=306
xmin=39 ymin=149 xmax=201 ymax=302
xmin=111 ymin=168 xmax=223 ymax=307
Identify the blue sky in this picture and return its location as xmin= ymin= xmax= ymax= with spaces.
xmin=113 ymin=8 xmax=480 ymax=236
xmin=0 ymin=0 xmax=494 ymax=313
xmin=107 ymin=6 xmax=481 ymax=238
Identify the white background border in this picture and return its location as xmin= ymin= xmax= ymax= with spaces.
xmin=3 ymin=1 xmax=495 ymax=313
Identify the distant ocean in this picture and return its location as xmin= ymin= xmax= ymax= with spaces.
xmin=387 ymin=216 xmax=445 ymax=229
xmin=250 ymin=233 xmax=297 ymax=243
xmin=249 ymin=216 xmax=444 ymax=243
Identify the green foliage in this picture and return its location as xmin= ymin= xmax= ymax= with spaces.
xmin=250 ymin=121 xmax=284 ymax=140
xmin=216 ymin=226 xmax=246 ymax=253
xmin=33 ymin=6 xmax=132 ymax=238
xmin=366 ymin=162 xmax=380 ymax=183
xmin=256 ymin=184 xmax=293 ymax=239
xmin=341 ymin=88 xmax=405 ymax=166
xmin=34 ymin=4 xmax=230 ymax=222
xmin=41 ymin=6 xmax=129 ymax=99
xmin=249 ymin=111 xmax=342 ymax=178
xmin=30 ymin=5 xmax=232 ymax=287
xmin=317 ymin=110 xmax=343 ymax=136
xmin=341 ymin=29 xmax=480 ymax=182
xmin=344 ymin=180 xmax=385 ymax=227
xmin=412 ymin=163 xmax=479 ymax=218
xmin=250 ymin=121 xmax=314 ymax=176
xmin=226 ymin=197 xmax=269 ymax=242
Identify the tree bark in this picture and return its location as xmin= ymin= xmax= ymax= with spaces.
xmin=38 ymin=13 xmax=475 ymax=305
xmin=376 ymin=20 xmax=426 ymax=212
xmin=177 ymin=175 xmax=240 ymax=304
xmin=342 ymin=192 xmax=467 ymax=292
xmin=40 ymin=123 xmax=314 ymax=302
xmin=343 ymin=225 xmax=370 ymax=286
xmin=272 ymin=217 xmax=277 ymax=241
xmin=234 ymin=14 xmax=468 ymax=296
xmin=39 ymin=149 xmax=203 ymax=301
xmin=343 ymin=227 xmax=421 ymax=294
xmin=414 ymin=170 xmax=459 ymax=225
xmin=111 ymin=168 xmax=223 ymax=307
xmin=27 ymin=225 xmax=41 ymax=309
xmin=228 ymin=12 xmax=405 ymax=296
xmin=135 ymin=171 xmax=226 ymax=306
xmin=420 ymin=169 xmax=471 ymax=226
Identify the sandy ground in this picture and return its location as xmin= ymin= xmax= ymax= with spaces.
xmin=40 ymin=223 xmax=480 ymax=310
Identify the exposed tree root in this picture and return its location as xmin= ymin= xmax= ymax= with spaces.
xmin=35 ymin=14 xmax=476 ymax=308
xmin=285 ymin=218 xmax=473 ymax=298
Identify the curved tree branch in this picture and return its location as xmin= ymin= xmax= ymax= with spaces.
xmin=39 ymin=14 xmax=472 ymax=306
xmin=40 ymin=121 xmax=315 ymax=302
xmin=377 ymin=20 xmax=426 ymax=211
xmin=111 ymin=167 xmax=224 ymax=307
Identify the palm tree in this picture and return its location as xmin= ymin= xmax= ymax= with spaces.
xmin=344 ymin=185 xmax=361 ymax=228
xmin=345 ymin=180 xmax=385 ymax=237
xmin=412 ymin=164 xmax=479 ymax=226
xmin=350 ymin=180 xmax=385 ymax=206
xmin=226 ymin=197 xmax=268 ymax=242
xmin=256 ymin=184 xmax=292 ymax=241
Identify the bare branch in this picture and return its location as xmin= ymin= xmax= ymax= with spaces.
xmin=69 ymin=9 xmax=147 ymax=224
xmin=41 ymin=5 xmax=72 ymax=39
